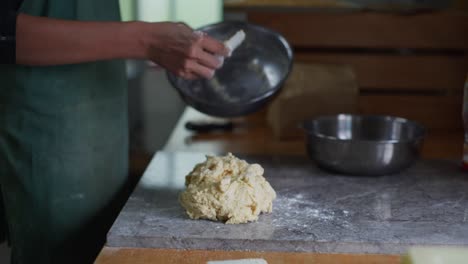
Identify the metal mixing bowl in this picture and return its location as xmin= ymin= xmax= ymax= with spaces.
xmin=167 ymin=21 xmax=293 ymax=117
xmin=303 ymin=114 xmax=426 ymax=176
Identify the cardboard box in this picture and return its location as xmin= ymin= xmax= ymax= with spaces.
xmin=267 ymin=63 xmax=358 ymax=139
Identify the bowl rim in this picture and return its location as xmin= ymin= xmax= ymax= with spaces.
xmin=166 ymin=20 xmax=294 ymax=108
xmin=302 ymin=114 xmax=426 ymax=143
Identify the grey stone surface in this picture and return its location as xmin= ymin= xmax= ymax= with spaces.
xmin=107 ymin=152 xmax=468 ymax=254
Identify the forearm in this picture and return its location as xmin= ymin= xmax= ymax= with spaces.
xmin=16 ymin=14 xmax=147 ymax=65
xmin=14 ymin=13 xmax=228 ymax=79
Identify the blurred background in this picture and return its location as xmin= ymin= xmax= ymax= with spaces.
xmin=117 ymin=0 xmax=225 ymax=178
xmin=1 ymin=0 xmax=467 ymax=262
xmin=120 ymin=0 xmax=467 ymax=179
xmin=119 ymin=0 xmax=223 ymax=154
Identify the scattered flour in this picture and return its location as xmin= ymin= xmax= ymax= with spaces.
xmin=271 ymin=193 xmax=350 ymax=229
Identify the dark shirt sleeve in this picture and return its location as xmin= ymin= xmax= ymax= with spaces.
xmin=0 ymin=0 xmax=23 ymax=64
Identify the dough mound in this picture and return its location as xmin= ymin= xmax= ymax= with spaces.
xmin=179 ymin=153 xmax=276 ymax=224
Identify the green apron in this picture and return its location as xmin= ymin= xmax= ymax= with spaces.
xmin=0 ymin=1 xmax=128 ymax=263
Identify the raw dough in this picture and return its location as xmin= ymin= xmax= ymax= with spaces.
xmin=179 ymin=153 xmax=276 ymax=224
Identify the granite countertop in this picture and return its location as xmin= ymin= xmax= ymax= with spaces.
xmin=107 ymin=152 xmax=468 ymax=254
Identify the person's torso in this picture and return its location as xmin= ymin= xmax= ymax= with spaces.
xmin=0 ymin=0 xmax=127 ymax=113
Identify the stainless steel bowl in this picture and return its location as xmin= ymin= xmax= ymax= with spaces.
xmin=167 ymin=21 xmax=293 ymax=117
xmin=303 ymin=114 xmax=426 ymax=176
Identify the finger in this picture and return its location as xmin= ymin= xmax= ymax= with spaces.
xmin=186 ymin=60 xmax=215 ymax=79
xmin=180 ymin=71 xmax=198 ymax=80
xmin=200 ymin=35 xmax=229 ymax=56
xmin=173 ymin=67 xmax=199 ymax=80
xmin=195 ymin=49 xmax=224 ymax=69
xmin=193 ymin=30 xmax=207 ymax=37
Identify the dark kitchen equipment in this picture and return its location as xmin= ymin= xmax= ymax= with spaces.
xmin=167 ymin=21 xmax=293 ymax=117
xmin=303 ymin=114 xmax=426 ymax=176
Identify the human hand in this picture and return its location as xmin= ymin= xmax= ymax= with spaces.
xmin=143 ymin=22 xmax=229 ymax=80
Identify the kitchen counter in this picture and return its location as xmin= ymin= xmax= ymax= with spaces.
xmin=96 ymin=108 xmax=466 ymax=263
xmin=163 ymin=108 xmax=463 ymax=160
xmin=96 ymin=151 xmax=468 ymax=263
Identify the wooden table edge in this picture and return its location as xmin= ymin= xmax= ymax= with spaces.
xmin=95 ymin=247 xmax=401 ymax=264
